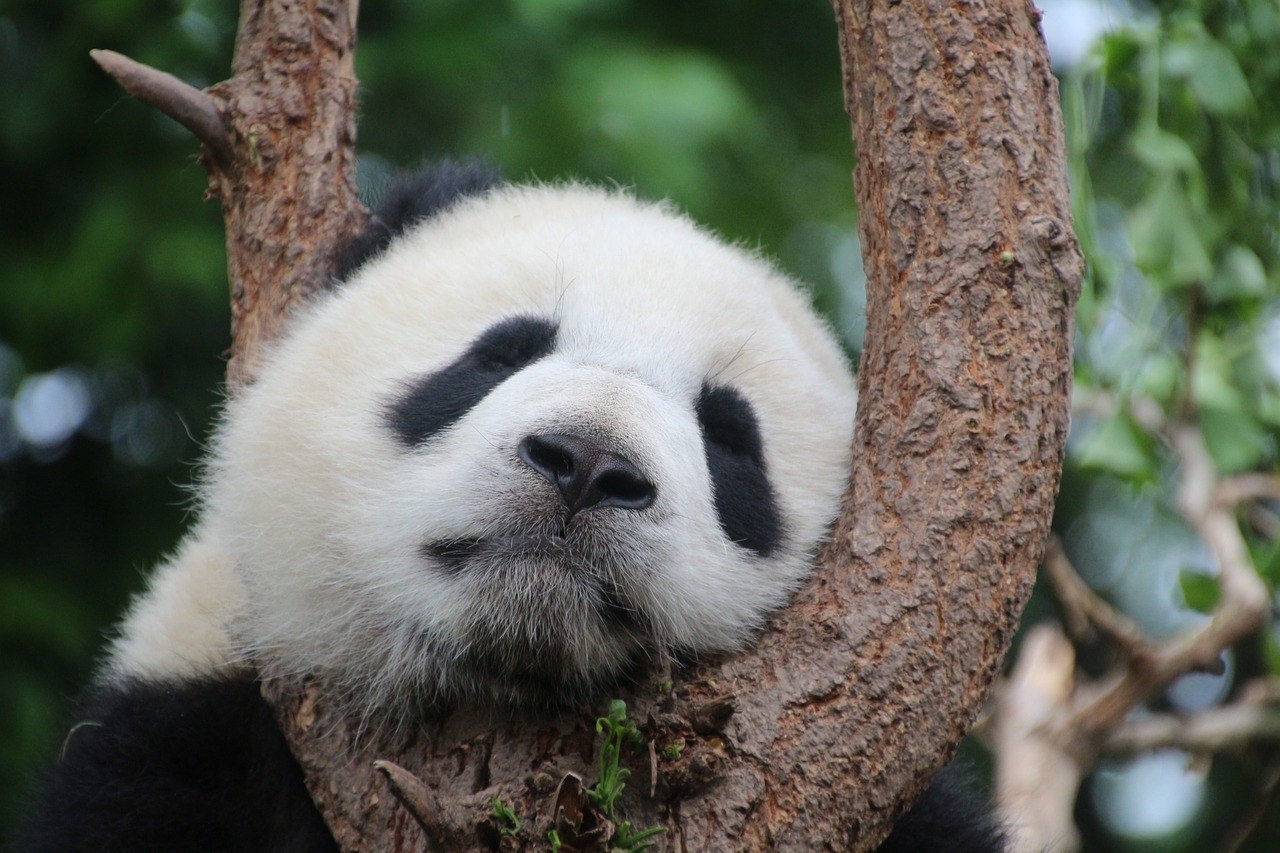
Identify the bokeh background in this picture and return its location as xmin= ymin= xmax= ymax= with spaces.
xmin=2 ymin=0 xmax=1278 ymax=848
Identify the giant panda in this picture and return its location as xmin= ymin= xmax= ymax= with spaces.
xmin=17 ymin=162 xmax=1004 ymax=852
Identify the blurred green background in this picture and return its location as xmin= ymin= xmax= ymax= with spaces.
xmin=2 ymin=0 xmax=1278 ymax=849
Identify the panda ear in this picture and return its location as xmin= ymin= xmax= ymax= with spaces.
xmin=335 ymin=159 xmax=503 ymax=283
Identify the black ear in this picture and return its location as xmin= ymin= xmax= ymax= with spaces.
xmin=336 ymin=159 xmax=503 ymax=282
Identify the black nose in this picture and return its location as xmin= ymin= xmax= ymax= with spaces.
xmin=518 ymin=433 xmax=656 ymax=518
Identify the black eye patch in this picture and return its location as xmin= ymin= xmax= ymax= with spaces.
xmin=696 ymin=384 xmax=782 ymax=556
xmin=387 ymin=316 xmax=557 ymax=447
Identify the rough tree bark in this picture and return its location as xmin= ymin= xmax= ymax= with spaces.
xmin=94 ymin=0 xmax=1081 ymax=849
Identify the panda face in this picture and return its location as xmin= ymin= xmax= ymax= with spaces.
xmin=203 ymin=184 xmax=856 ymax=712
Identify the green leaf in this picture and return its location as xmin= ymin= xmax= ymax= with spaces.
xmin=1257 ymin=391 xmax=1280 ymax=428
xmin=1167 ymin=214 xmax=1215 ymax=286
xmin=1136 ymin=354 xmax=1179 ymax=403
xmin=1200 ymin=407 xmax=1273 ymax=474
xmin=1179 ymin=571 xmax=1221 ymax=613
xmin=1129 ymin=177 xmax=1213 ymax=287
xmin=1263 ymin=632 xmax=1280 ymax=678
xmin=1205 ymin=245 xmax=1268 ymax=303
xmin=1074 ymin=412 xmax=1157 ymax=481
xmin=1129 ymin=180 xmax=1179 ymax=278
xmin=1187 ymin=41 xmax=1253 ymax=115
xmin=1249 ymin=540 xmax=1280 ymax=589
xmin=1191 ymin=333 xmax=1246 ymax=411
xmin=1130 ymin=125 xmax=1200 ymax=174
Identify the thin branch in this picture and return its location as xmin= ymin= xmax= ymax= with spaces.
xmin=1217 ymin=473 xmax=1280 ymax=508
xmin=1059 ymin=426 xmax=1269 ymax=734
xmin=1105 ymin=704 xmax=1280 ymax=757
xmin=90 ymin=49 xmax=232 ymax=165
xmin=1044 ymin=536 xmax=1153 ymax=660
xmin=995 ymin=414 xmax=1276 ymax=851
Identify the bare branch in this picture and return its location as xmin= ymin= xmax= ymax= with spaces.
xmin=89 ymin=49 xmax=232 ymax=165
xmin=1044 ymin=536 xmax=1153 ymax=659
xmin=994 ymin=624 xmax=1083 ymax=853
xmin=993 ymin=414 xmax=1276 ymax=851
xmin=1058 ymin=426 xmax=1269 ymax=735
xmin=1105 ymin=703 xmax=1280 ymax=757
xmin=1217 ymin=473 xmax=1280 ymax=509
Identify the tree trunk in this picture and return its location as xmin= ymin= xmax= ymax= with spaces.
xmin=212 ymin=0 xmax=367 ymax=384
xmin=96 ymin=0 xmax=1080 ymax=849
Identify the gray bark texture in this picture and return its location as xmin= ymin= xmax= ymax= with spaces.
xmin=102 ymin=0 xmax=1082 ymax=849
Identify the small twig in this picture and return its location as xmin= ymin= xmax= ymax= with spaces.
xmin=1105 ymin=703 xmax=1280 ymax=757
xmin=90 ymin=49 xmax=232 ymax=164
xmin=1044 ymin=537 xmax=1153 ymax=660
xmin=1245 ymin=503 xmax=1280 ymax=540
xmin=1216 ymin=473 xmax=1280 ymax=508
xmin=648 ymin=740 xmax=658 ymax=798
xmin=373 ymin=759 xmax=443 ymax=843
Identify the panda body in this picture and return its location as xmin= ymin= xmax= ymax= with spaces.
xmin=18 ymin=164 xmax=1003 ymax=851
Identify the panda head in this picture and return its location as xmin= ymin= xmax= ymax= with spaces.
xmin=202 ymin=176 xmax=856 ymax=713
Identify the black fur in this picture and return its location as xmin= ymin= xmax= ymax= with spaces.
xmin=14 ymin=676 xmax=336 ymax=853
xmin=696 ymin=383 xmax=783 ymax=556
xmin=881 ymin=765 xmax=1007 ymax=852
xmin=386 ymin=315 xmax=558 ymax=447
xmin=336 ymin=158 xmax=503 ymax=280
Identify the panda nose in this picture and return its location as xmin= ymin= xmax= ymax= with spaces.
xmin=518 ymin=433 xmax=656 ymax=518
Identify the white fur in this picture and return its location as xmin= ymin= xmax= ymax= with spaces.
xmin=106 ymin=183 xmax=856 ymax=712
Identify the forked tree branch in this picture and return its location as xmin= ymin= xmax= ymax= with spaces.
xmin=993 ymin=422 xmax=1276 ymax=852
xmin=96 ymin=0 xmax=1080 ymax=848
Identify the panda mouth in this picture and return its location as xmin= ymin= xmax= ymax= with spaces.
xmin=425 ymin=534 xmax=648 ymax=633
xmin=424 ymin=533 xmax=573 ymax=574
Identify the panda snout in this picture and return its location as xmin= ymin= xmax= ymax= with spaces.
xmin=517 ymin=433 xmax=655 ymax=520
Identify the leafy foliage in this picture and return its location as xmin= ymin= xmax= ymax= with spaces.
xmin=488 ymin=796 xmax=521 ymax=837
xmin=587 ymin=700 xmax=664 ymax=851
xmin=1059 ymin=0 xmax=1280 ymax=847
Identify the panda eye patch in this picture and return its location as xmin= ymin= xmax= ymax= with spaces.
xmin=387 ymin=316 xmax=557 ymax=447
xmin=473 ymin=319 xmax=557 ymax=371
xmin=697 ymin=385 xmax=766 ymax=464
xmin=696 ymin=384 xmax=782 ymax=556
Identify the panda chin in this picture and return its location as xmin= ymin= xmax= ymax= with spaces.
xmin=424 ymin=533 xmax=654 ymax=705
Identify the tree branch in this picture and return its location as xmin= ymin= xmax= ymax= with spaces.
xmin=1044 ymin=536 xmax=1153 ymax=660
xmin=994 ymin=623 xmax=1083 ymax=853
xmin=1104 ymin=703 xmax=1280 ymax=757
xmin=89 ymin=49 xmax=232 ymax=165
xmin=1216 ymin=473 xmax=1280 ymax=508
xmin=105 ymin=0 xmax=1081 ymax=848
xmin=1061 ymin=426 xmax=1270 ymax=736
xmin=992 ymin=418 xmax=1276 ymax=852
